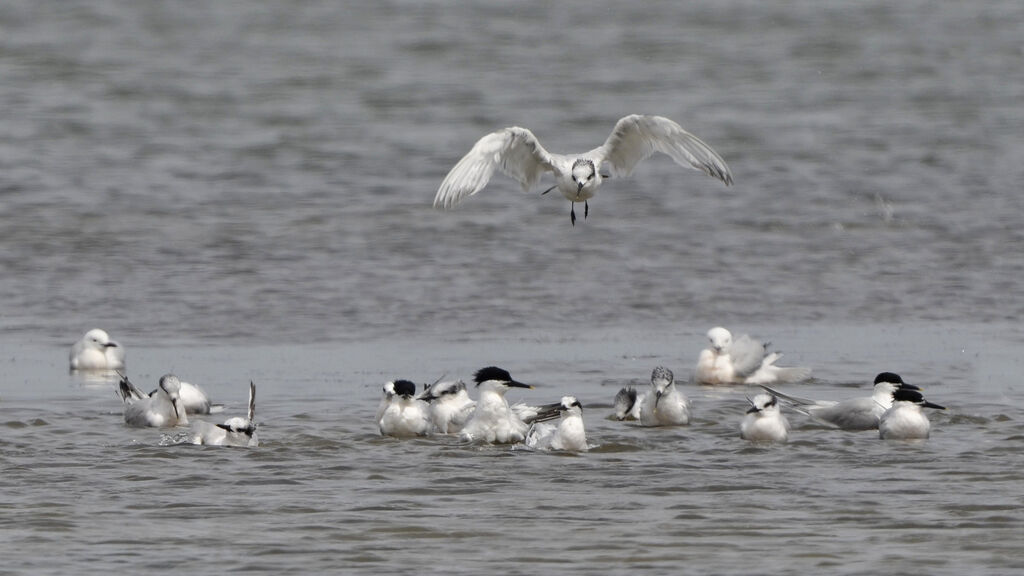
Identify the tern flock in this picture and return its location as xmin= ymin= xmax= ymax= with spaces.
xmin=67 ymin=114 xmax=947 ymax=450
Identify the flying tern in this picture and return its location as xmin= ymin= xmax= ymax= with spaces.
xmin=434 ymin=114 xmax=732 ymax=225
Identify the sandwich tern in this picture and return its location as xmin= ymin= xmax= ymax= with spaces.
xmin=190 ymin=381 xmax=258 ymax=447
xmin=740 ymin=393 xmax=790 ymax=443
xmin=762 ymin=372 xmax=919 ymax=431
xmin=378 ymin=379 xmax=432 ymax=438
xmin=418 ymin=379 xmax=476 ymax=434
xmin=69 ymin=328 xmax=125 ymax=371
xmin=117 ymin=373 xmax=189 ymax=428
xmin=460 ymin=366 xmax=535 ymax=444
xmin=614 ymin=366 xmax=690 ymax=427
xmin=695 ymin=326 xmax=811 ymax=385
xmin=434 ymin=114 xmax=732 ymax=225
xmin=525 ymin=396 xmax=588 ymax=452
xmin=879 ymin=388 xmax=945 ymax=440
xmin=118 ymin=374 xmax=219 ymax=416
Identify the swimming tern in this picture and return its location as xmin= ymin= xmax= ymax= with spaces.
xmin=378 ymin=379 xmax=432 ymax=438
xmin=740 ymin=393 xmax=790 ymax=443
xmin=879 ymin=387 xmax=945 ymax=440
xmin=459 ymin=366 xmax=535 ymax=444
xmin=118 ymin=374 xmax=220 ymax=416
xmin=614 ymin=366 xmax=690 ymax=426
xmin=761 ymin=372 xmax=919 ymax=431
xmin=418 ymin=379 xmax=476 ymax=434
xmin=117 ymin=373 xmax=189 ymax=428
xmin=434 ymin=114 xmax=732 ymax=225
xmin=695 ymin=326 xmax=811 ymax=385
xmin=69 ymin=328 xmax=125 ymax=371
xmin=190 ymin=381 xmax=258 ymax=447
xmin=525 ymin=396 xmax=588 ymax=452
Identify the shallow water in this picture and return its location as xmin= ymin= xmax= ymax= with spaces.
xmin=2 ymin=0 xmax=1024 ymax=574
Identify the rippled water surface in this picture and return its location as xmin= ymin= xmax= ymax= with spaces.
xmin=2 ymin=1 xmax=1024 ymax=574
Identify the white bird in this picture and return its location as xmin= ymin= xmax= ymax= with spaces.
xmin=434 ymin=114 xmax=732 ymax=225
xmin=761 ymin=372 xmax=919 ymax=431
xmin=740 ymin=393 xmax=790 ymax=443
xmin=525 ymin=396 xmax=588 ymax=452
xmin=69 ymin=328 xmax=125 ymax=371
xmin=378 ymin=379 xmax=432 ymax=438
xmin=418 ymin=379 xmax=476 ymax=434
xmin=119 ymin=376 xmax=219 ymax=416
xmin=191 ymin=381 xmax=258 ymax=447
xmin=460 ymin=366 xmax=535 ymax=444
xmin=695 ymin=326 xmax=811 ymax=386
xmin=117 ymin=373 xmax=188 ymax=428
xmin=614 ymin=366 xmax=690 ymax=427
xmin=879 ymin=388 xmax=945 ymax=440
xmin=375 ymin=380 xmax=396 ymax=424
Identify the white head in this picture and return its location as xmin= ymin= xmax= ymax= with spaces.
xmin=218 ymin=381 xmax=257 ymax=436
xmin=157 ymin=374 xmax=186 ymax=422
xmin=650 ymin=366 xmax=675 ymax=406
xmin=746 ymin=393 xmax=780 ymax=415
xmin=571 ymin=159 xmax=598 ymax=194
xmin=707 ymin=326 xmax=733 ymax=353
xmin=381 ymin=380 xmax=396 ymax=400
xmin=559 ymin=396 xmax=583 ymax=418
xmin=82 ymin=328 xmax=118 ymax=351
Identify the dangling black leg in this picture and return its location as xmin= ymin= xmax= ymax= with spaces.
xmin=584 ymin=200 xmax=589 ymax=219
xmin=541 ymin=185 xmax=556 ymax=196
xmin=570 ymin=203 xmax=576 ymax=226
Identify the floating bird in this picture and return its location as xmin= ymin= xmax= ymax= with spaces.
xmin=418 ymin=379 xmax=476 ymax=434
xmin=434 ymin=114 xmax=732 ymax=225
xmin=191 ymin=381 xmax=258 ymax=447
xmin=740 ymin=393 xmax=790 ymax=443
xmin=695 ymin=326 xmax=811 ymax=385
xmin=117 ymin=373 xmax=188 ymax=428
xmin=118 ymin=374 xmax=219 ymax=416
xmin=375 ymin=380 xmax=396 ymax=424
xmin=614 ymin=366 xmax=690 ymax=427
xmin=378 ymin=379 xmax=432 ymax=438
xmin=525 ymin=396 xmax=588 ymax=452
xmin=761 ymin=372 xmax=920 ymax=431
xmin=879 ymin=388 xmax=945 ymax=440
xmin=69 ymin=328 xmax=125 ymax=371
xmin=460 ymin=366 xmax=535 ymax=444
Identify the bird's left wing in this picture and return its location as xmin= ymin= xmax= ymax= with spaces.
xmin=434 ymin=127 xmax=555 ymax=209
xmin=591 ymin=114 xmax=732 ymax=185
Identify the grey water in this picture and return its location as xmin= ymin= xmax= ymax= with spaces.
xmin=2 ymin=1 xmax=1023 ymax=574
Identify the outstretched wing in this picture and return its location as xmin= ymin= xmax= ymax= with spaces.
xmin=590 ymin=114 xmax=732 ymax=185
xmin=247 ymin=381 xmax=256 ymax=423
xmin=434 ymin=127 xmax=556 ymax=209
xmin=116 ymin=373 xmax=147 ymax=404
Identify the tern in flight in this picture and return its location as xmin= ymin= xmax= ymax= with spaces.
xmin=434 ymin=114 xmax=732 ymax=225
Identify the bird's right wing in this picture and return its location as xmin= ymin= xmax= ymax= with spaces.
xmin=434 ymin=127 xmax=555 ymax=209
xmin=247 ymin=381 xmax=256 ymax=423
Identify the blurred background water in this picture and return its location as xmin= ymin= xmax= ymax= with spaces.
xmin=1 ymin=1 xmax=1023 ymax=574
